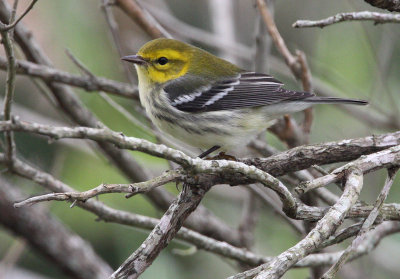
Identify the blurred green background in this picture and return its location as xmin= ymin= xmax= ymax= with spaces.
xmin=0 ymin=0 xmax=399 ymax=278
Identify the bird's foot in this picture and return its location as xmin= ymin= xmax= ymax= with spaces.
xmin=198 ymin=145 xmax=221 ymax=158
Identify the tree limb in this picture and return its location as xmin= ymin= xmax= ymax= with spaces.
xmin=232 ymin=168 xmax=364 ymax=279
xmin=293 ymin=11 xmax=400 ymax=28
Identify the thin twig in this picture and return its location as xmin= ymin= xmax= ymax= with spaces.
xmin=297 ymin=50 xmax=313 ymax=135
xmin=14 ymin=169 xmax=182 ymax=207
xmin=98 ymin=92 xmax=151 ymax=135
xmin=256 ymin=0 xmax=314 ymax=144
xmin=296 ymin=221 xmax=400 ymax=267
xmin=141 ymin=2 xmax=250 ymax=61
xmin=65 ymin=48 xmax=96 ymax=78
xmin=101 ymin=0 xmax=136 ymax=84
xmin=0 ymin=56 xmax=138 ymax=99
xmin=0 ymin=0 xmax=21 ymax=167
xmin=2 ymin=119 xmax=400 ymax=179
xmin=256 ymin=0 xmax=297 ymax=70
xmin=293 ymin=11 xmax=400 ymax=28
xmin=114 ymin=0 xmax=164 ymax=38
xmin=0 ymin=0 xmax=37 ymax=32
xmin=5 ymin=151 xmax=400 ymax=271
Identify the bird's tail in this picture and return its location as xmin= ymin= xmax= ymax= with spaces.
xmin=305 ymin=97 xmax=368 ymax=106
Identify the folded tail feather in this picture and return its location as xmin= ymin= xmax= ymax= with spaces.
xmin=304 ymin=96 xmax=368 ymax=106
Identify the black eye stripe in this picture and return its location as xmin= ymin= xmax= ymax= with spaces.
xmin=157 ymin=57 xmax=168 ymax=65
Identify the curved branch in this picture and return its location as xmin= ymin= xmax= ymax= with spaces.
xmin=0 ymin=119 xmax=298 ymax=214
xmin=2 ymin=120 xmax=400 ymax=176
xmin=0 ymin=57 xmax=138 ymax=99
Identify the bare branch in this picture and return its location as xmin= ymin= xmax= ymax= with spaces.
xmin=111 ymin=180 xmax=212 ymax=279
xmin=0 ymin=56 xmax=138 ymax=99
xmin=241 ymin=131 xmax=400 ymax=176
xmin=297 ymin=50 xmax=313 ymax=135
xmin=256 ymin=0 xmax=314 ymax=145
xmin=98 ymin=92 xmax=151 ymax=135
xmin=296 ymin=202 xmax=400 ymax=222
xmin=321 ymin=168 xmax=398 ymax=278
xmin=65 ymin=48 xmax=96 ymax=78
xmin=293 ymin=11 xmax=400 ymax=28
xmin=0 ymin=0 xmax=37 ymax=32
xmin=114 ymin=0 xmax=165 ymax=38
xmin=256 ymin=0 xmax=297 ymax=70
xmin=268 ymin=115 xmax=308 ymax=147
xmin=296 ymin=221 xmax=400 ymax=267
xmin=0 ymin=1 xmax=19 ymax=166
xmin=233 ymin=168 xmax=363 ymax=279
xmin=0 ymin=238 xmax=26 ymax=277
xmin=14 ymin=169 xmax=182 ymax=207
xmin=2 ymin=119 xmax=400 ymax=179
xmin=0 ymin=119 xmax=299 ymax=214
xmin=295 ymin=146 xmax=400 ymax=194
xmin=101 ymin=0 xmax=137 ymax=84
xmin=6 ymin=150 xmax=398 ymax=272
xmin=0 ymin=154 xmax=252 ymax=264
xmin=142 ymin=3 xmax=250 ymax=61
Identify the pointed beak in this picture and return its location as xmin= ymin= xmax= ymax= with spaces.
xmin=121 ymin=55 xmax=147 ymax=65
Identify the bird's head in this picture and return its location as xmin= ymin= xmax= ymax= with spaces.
xmin=122 ymin=38 xmax=240 ymax=85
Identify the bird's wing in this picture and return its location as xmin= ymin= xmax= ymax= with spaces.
xmin=165 ymin=72 xmax=314 ymax=113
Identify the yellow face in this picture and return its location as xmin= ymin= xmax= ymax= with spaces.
xmin=136 ymin=39 xmax=193 ymax=84
xmin=126 ymin=38 xmax=241 ymax=85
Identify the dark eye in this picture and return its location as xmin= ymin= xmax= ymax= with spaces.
xmin=157 ymin=57 xmax=168 ymax=65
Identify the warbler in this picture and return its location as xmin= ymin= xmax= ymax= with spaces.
xmin=122 ymin=38 xmax=368 ymax=156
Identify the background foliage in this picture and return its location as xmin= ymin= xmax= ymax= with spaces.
xmin=0 ymin=0 xmax=399 ymax=278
